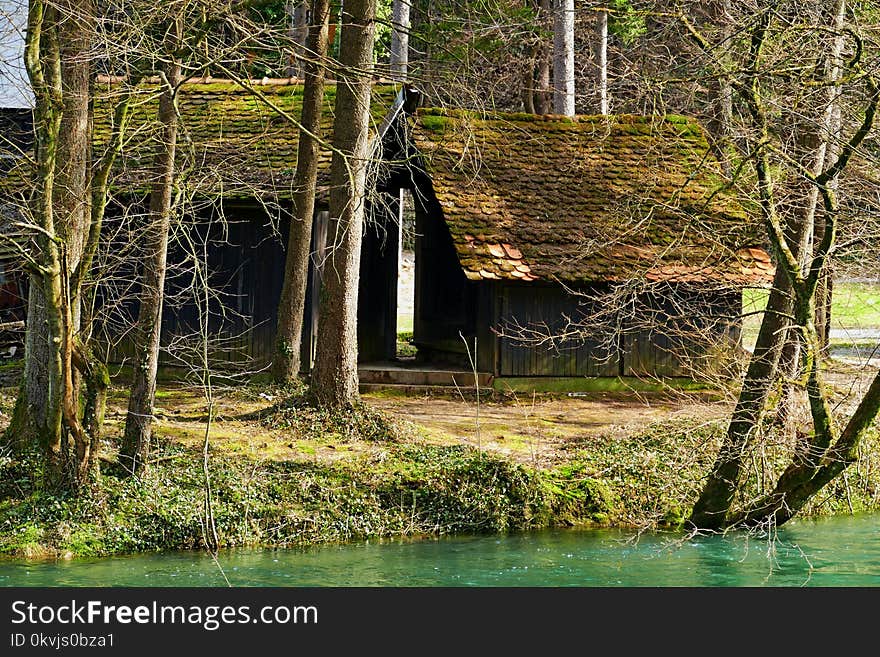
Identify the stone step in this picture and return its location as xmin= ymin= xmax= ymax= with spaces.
xmin=357 ymin=366 xmax=493 ymax=388
xmin=359 ymin=383 xmax=495 ymax=397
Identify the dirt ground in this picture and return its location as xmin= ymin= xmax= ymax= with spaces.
xmin=1 ymin=353 xmax=876 ymax=471
xmin=364 ymin=391 xmax=729 ymax=466
xmin=0 ymin=359 xmax=731 ymax=469
xmin=75 ymin=384 xmax=729 ymax=470
xmin=100 ymin=355 xmax=880 ymax=468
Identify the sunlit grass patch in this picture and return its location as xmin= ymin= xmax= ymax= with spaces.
xmin=742 ymin=282 xmax=880 ymax=350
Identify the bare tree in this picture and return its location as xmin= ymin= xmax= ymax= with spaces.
xmin=9 ymin=0 xmax=103 ymax=489
xmin=682 ymin=2 xmax=880 ymax=529
xmin=0 ymin=0 xmax=156 ymax=492
xmin=273 ymin=0 xmax=331 ymax=384
xmin=121 ymin=36 xmax=182 ymax=474
xmin=552 ymin=0 xmax=574 ymax=115
xmin=309 ymin=0 xmax=378 ymax=407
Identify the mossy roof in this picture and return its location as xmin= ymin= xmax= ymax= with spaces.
xmin=410 ymin=108 xmax=773 ymax=286
xmin=92 ymin=79 xmax=399 ymax=200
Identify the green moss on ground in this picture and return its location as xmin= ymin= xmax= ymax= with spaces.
xmin=0 ymin=439 xmax=612 ymax=559
xmin=493 ymin=376 xmax=717 ymax=395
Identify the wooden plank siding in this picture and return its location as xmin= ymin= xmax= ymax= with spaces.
xmin=498 ymin=282 xmax=620 ymax=377
xmin=621 ymin=288 xmax=741 ymax=378
xmin=497 ymin=282 xmax=741 ymax=378
xmin=104 ymin=201 xmax=293 ymax=373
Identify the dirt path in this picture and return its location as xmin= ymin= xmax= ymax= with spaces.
xmin=3 ymin=356 xmax=873 ymax=471
xmin=364 ymin=391 xmax=730 ymax=467
xmin=81 ymin=385 xmax=731 ymax=469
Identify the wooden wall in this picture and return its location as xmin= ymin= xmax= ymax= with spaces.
xmin=412 ymin=202 xmax=480 ymax=369
xmin=497 ymin=281 xmax=741 ymax=378
xmin=621 ymin=286 xmax=741 ymax=378
xmin=408 ymin=207 xmax=743 ymax=379
xmin=498 ymin=283 xmax=620 ymax=377
xmin=103 ymin=200 xmax=292 ymax=373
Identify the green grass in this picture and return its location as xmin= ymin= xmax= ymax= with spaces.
xmin=0 ymin=440 xmax=614 ymax=558
xmin=397 ymin=313 xmax=414 ymax=333
xmin=742 ymin=281 xmax=880 ymax=348
xmin=831 ymin=283 xmax=880 ymax=328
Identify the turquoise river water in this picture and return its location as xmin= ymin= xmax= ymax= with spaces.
xmin=1 ymin=512 xmax=879 ymax=586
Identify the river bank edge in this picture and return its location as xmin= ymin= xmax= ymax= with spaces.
xmin=1 ymin=377 xmax=879 ymax=561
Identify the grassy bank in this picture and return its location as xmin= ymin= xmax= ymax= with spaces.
xmin=0 ymin=388 xmax=619 ymax=559
xmin=2 ymin=377 xmax=879 ymax=559
xmin=0 ymin=437 xmax=612 ymax=559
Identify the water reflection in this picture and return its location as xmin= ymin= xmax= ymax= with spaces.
xmin=1 ymin=513 xmax=879 ymax=587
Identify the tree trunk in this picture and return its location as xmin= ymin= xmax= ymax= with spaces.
xmin=308 ymin=0 xmax=377 ymax=408
xmin=815 ymin=0 xmax=846 ymax=359
xmin=688 ymin=265 xmax=793 ymax=529
xmin=552 ymin=0 xmax=574 ymax=115
xmin=815 ymin=271 xmax=832 ymax=358
xmin=534 ymin=0 xmax=551 ymax=114
xmin=288 ymin=0 xmax=310 ymax=78
xmin=14 ymin=0 xmax=91 ymax=457
xmin=121 ymin=58 xmax=181 ymax=475
xmin=735 ymin=298 xmax=880 ymax=527
xmin=11 ymin=0 xmax=99 ymax=492
xmin=17 ymin=0 xmax=62 ymax=477
xmin=390 ymin=0 xmax=410 ymax=80
xmin=726 ymin=0 xmax=868 ymax=527
xmin=54 ymin=0 xmax=91 ymax=277
xmin=15 ymin=282 xmax=52 ymax=446
xmin=597 ymin=9 xmax=608 ymax=114
xmin=776 ymin=0 xmax=846 ymax=420
xmin=522 ymin=50 xmax=536 ymax=114
xmin=55 ymin=0 xmax=93 ymax=488
xmin=707 ymin=0 xmax=733 ymax=175
xmin=273 ymin=0 xmax=331 ymax=385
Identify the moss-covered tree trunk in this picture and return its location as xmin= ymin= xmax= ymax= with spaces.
xmin=7 ymin=0 xmax=126 ymax=492
xmin=121 ymin=56 xmax=181 ymax=475
xmin=688 ymin=265 xmax=792 ymax=529
xmin=11 ymin=0 xmax=90 ymax=460
xmin=686 ymin=3 xmax=880 ymax=530
xmin=8 ymin=0 xmax=70 ymax=487
xmin=309 ymin=0 xmax=377 ymax=407
xmin=273 ymin=0 xmax=331 ymax=385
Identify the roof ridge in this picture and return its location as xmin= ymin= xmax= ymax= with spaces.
xmin=416 ymin=106 xmax=704 ymax=127
xmin=94 ymin=75 xmax=403 ymax=87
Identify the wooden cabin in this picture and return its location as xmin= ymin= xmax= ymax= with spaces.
xmin=3 ymin=80 xmax=773 ymax=380
xmin=369 ymin=101 xmax=775 ymax=379
xmin=86 ymin=79 xmax=401 ymax=369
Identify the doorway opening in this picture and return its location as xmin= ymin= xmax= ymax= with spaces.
xmin=396 ymin=189 xmax=417 ymax=361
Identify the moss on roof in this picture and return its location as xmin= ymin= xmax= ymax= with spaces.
xmin=411 ymin=108 xmax=772 ymax=285
xmin=92 ymin=80 xmax=399 ymax=199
